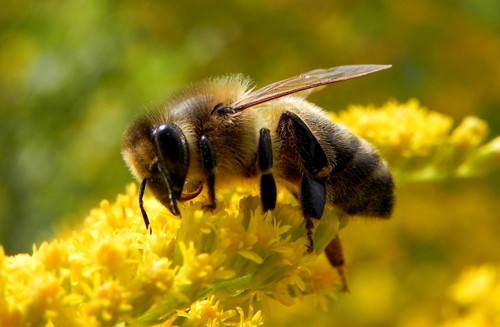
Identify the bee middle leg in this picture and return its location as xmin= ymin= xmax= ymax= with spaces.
xmin=200 ymin=135 xmax=217 ymax=210
xmin=258 ymin=128 xmax=277 ymax=212
xmin=278 ymin=111 xmax=332 ymax=253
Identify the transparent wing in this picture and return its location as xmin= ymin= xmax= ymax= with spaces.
xmin=232 ymin=65 xmax=391 ymax=112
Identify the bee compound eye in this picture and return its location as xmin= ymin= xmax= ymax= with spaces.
xmin=211 ymin=103 xmax=234 ymax=115
xmin=152 ymin=123 xmax=190 ymax=199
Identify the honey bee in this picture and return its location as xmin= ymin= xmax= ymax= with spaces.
xmin=122 ymin=65 xmax=394 ymax=286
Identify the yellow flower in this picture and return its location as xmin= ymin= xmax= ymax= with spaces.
xmin=450 ymin=116 xmax=489 ymax=149
xmin=450 ymin=265 xmax=496 ymax=305
xmin=332 ymin=99 xmax=499 ymax=182
xmin=0 ymin=185 xmax=341 ymax=326
xmin=456 ymin=136 xmax=500 ymax=178
xmin=333 ymin=99 xmax=454 ymax=159
xmin=441 ymin=265 xmax=500 ymax=327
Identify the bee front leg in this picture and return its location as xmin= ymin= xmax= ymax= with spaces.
xmin=200 ymin=135 xmax=217 ymax=210
xmin=258 ymin=128 xmax=277 ymax=212
xmin=278 ymin=111 xmax=332 ymax=253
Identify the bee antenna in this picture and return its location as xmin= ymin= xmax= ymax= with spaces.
xmin=139 ymin=178 xmax=152 ymax=234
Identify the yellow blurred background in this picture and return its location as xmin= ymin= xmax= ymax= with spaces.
xmin=1 ymin=0 xmax=499 ymax=326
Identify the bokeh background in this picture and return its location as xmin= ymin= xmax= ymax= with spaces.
xmin=1 ymin=0 xmax=499 ymax=326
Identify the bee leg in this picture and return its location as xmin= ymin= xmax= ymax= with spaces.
xmin=258 ymin=128 xmax=277 ymax=212
xmin=281 ymin=111 xmax=332 ymax=180
xmin=301 ymin=173 xmax=326 ymax=253
xmin=325 ymin=236 xmax=349 ymax=292
xmin=200 ymin=135 xmax=217 ymax=210
xmin=279 ymin=111 xmax=331 ymax=252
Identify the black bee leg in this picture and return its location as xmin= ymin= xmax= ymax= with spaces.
xmin=279 ymin=111 xmax=332 ymax=252
xmin=281 ymin=111 xmax=332 ymax=180
xmin=325 ymin=236 xmax=349 ymax=292
xmin=200 ymin=135 xmax=217 ymax=210
xmin=139 ymin=178 xmax=153 ymax=234
xmin=301 ymin=173 xmax=327 ymax=252
xmin=258 ymin=128 xmax=277 ymax=212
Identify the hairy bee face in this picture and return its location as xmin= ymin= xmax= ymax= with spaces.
xmin=122 ymin=117 xmax=192 ymax=216
xmin=122 ymin=117 xmax=156 ymax=181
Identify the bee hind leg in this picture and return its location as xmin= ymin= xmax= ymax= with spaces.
xmin=200 ymin=135 xmax=217 ymax=210
xmin=258 ymin=128 xmax=277 ymax=212
xmin=325 ymin=236 xmax=349 ymax=292
xmin=278 ymin=111 xmax=332 ymax=253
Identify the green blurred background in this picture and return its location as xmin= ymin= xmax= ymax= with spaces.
xmin=1 ymin=0 xmax=499 ymax=325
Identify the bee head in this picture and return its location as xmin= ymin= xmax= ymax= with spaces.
xmin=122 ymin=119 xmax=190 ymax=217
xmin=148 ymin=124 xmax=190 ymax=215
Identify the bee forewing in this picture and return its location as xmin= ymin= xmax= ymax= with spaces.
xmin=232 ymin=64 xmax=391 ymax=112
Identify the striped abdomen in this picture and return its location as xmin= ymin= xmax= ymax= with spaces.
xmin=323 ymin=123 xmax=394 ymax=218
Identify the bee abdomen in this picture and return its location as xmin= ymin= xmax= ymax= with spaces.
xmin=327 ymin=137 xmax=394 ymax=218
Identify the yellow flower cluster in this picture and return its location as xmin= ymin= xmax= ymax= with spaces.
xmin=441 ymin=265 xmax=500 ymax=327
xmin=333 ymin=99 xmax=499 ymax=182
xmin=335 ymin=99 xmax=454 ymax=159
xmin=0 ymin=185 xmax=341 ymax=326
xmin=0 ymin=99 xmax=498 ymax=326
